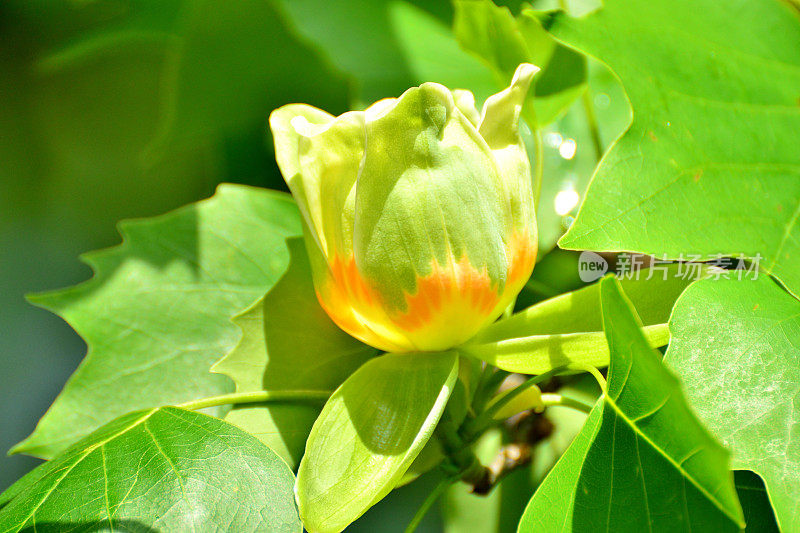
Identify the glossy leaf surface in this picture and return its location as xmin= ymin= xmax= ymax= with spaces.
xmin=15 ymin=185 xmax=301 ymax=458
xmin=555 ymin=0 xmax=800 ymax=297
xmin=212 ymin=237 xmax=375 ymax=467
xmin=0 ymin=408 xmax=301 ymax=532
xmin=666 ymin=276 xmax=800 ymax=531
xmin=519 ymin=277 xmax=743 ymax=531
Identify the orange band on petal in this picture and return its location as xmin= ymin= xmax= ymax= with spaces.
xmin=316 ymin=232 xmax=536 ymax=353
xmin=506 ymin=230 xmax=537 ymax=286
xmin=386 ymin=254 xmax=510 ymax=351
xmin=315 ymin=255 xmax=414 ymax=353
xmin=392 ymin=256 xmax=498 ymax=331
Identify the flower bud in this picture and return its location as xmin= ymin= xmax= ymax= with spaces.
xmin=270 ymin=64 xmax=539 ymax=352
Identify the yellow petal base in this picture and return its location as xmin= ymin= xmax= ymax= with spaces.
xmin=316 ymin=231 xmax=536 ymax=353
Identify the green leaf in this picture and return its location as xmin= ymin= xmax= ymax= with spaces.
xmin=396 ymin=438 xmax=446 ymax=488
xmin=387 ymin=2 xmax=497 ymax=103
xmin=665 ymin=276 xmax=800 ymax=531
xmin=0 ymin=407 xmax=301 ymax=532
xmin=296 ymin=351 xmax=459 ymax=533
xmin=276 ymin=0 xmax=492 ymax=105
xmin=461 ymin=264 xmax=699 ymax=373
xmin=395 ymin=358 xmax=477 ymax=488
xmin=211 ymin=237 xmax=376 ymax=468
xmin=14 ymin=184 xmax=302 ymax=459
xmin=735 ymin=471 xmax=780 ymax=533
xmin=555 ymin=0 xmax=800 ymax=296
xmin=519 ymin=276 xmax=744 ymax=531
xmin=532 ymin=63 xmax=629 ymax=255
xmin=453 ymin=0 xmax=586 ymax=126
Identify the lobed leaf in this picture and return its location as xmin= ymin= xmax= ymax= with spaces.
xmin=665 ymin=276 xmax=800 ymax=531
xmin=211 ymin=237 xmax=376 ymax=468
xmin=555 ymin=0 xmax=800 ymax=297
xmin=519 ymin=276 xmax=743 ymax=531
xmin=15 ymin=184 xmax=302 ymax=458
xmin=0 ymin=407 xmax=301 ymax=532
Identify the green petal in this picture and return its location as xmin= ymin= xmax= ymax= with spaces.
xmin=452 ymin=88 xmax=481 ymax=126
xmin=269 ymin=105 xmax=364 ymax=258
xmin=354 ymin=82 xmax=509 ymax=309
xmin=479 ymin=63 xmax=539 ymax=234
xmin=269 ymin=105 xmax=332 ymax=242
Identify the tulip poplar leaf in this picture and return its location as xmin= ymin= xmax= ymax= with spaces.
xmin=211 ymin=237 xmax=376 ymax=468
xmin=14 ymin=185 xmax=302 ymax=459
xmin=519 ymin=277 xmax=744 ymax=531
xmin=296 ymin=351 xmax=459 ymax=533
xmin=555 ymin=0 xmax=800 ymax=297
xmin=665 ymin=276 xmax=800 ymax=532
xmin=462 ymin=264 xmax=700 ymax=373
xmin=0 ymin=407 xmax=301 ymax=532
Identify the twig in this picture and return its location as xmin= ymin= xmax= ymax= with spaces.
xmin=471 ymin=444 xmax=532 ymax=495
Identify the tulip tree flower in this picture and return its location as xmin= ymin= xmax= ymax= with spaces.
xmin=270 ymin=63 xmax=538 ymax=353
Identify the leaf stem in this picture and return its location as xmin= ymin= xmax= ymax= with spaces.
xmin=177 ymin=390 xmax=331 ymax=411
xmin=404 ymin=474 xmax=455 ymax=533
xmin=568 ymin=362 xmax=608 ymax=391
xmin=540 ymin=393 xmax=594 ymax=414
xmin=461 ymin=366 xmax=565 ymax=441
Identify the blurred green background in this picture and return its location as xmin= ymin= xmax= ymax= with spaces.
xmin=1 ymin=0 xmax=623 ymax=529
